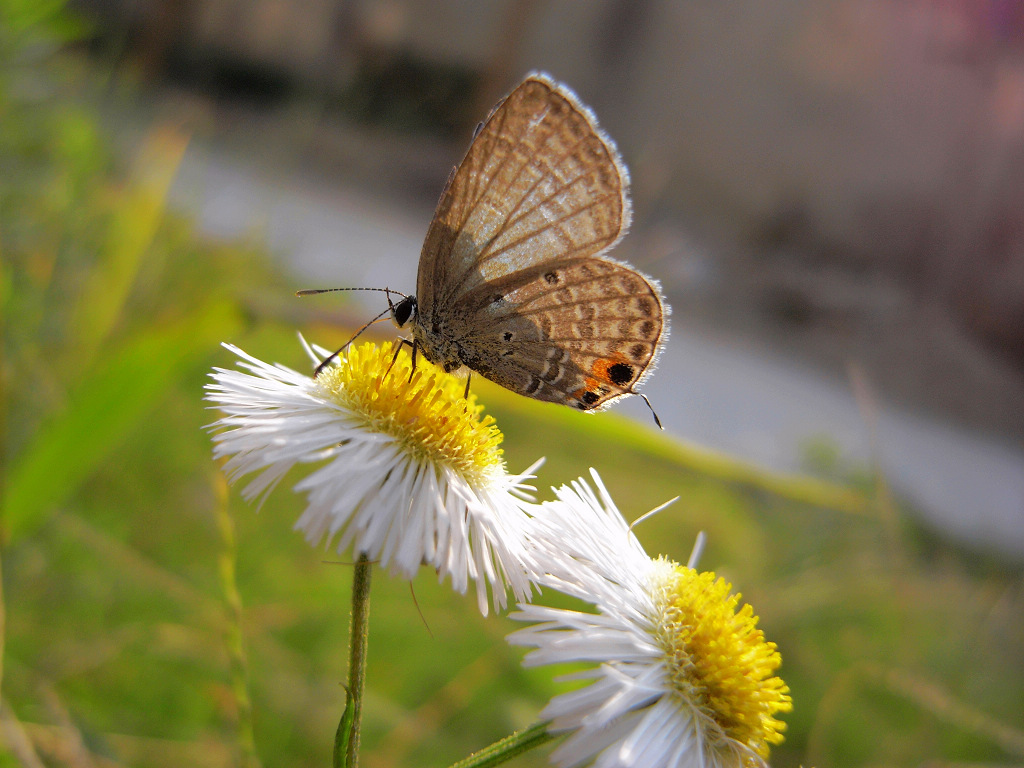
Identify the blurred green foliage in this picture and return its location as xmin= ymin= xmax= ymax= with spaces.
xmin=1 ymin=3 xmax=1022 ymax=767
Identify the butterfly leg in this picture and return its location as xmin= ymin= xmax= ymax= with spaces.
xmin=409 ymin=338 xmax=419 ymax=382
xmin=463 ymin=372 xmax=472 ymax=401
xmin=384 ymin=337 xmax=416 ymax=379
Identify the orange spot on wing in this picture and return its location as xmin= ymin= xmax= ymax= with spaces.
xmin=593 ymin=355 xmax=635 ymax=383
xmin=590 ymin=357 xmax=620 ymax=383
xmin=571 ymin=356 xmax=637 ymax=404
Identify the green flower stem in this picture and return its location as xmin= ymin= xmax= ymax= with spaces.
xmin=446 ymin=722 xmax=555 ymax=768
xmin=337 ymin=553 xmax=372 ymax=768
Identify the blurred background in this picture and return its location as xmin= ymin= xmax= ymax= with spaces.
xmin=2 ymin=1 xmax=1023 ymax=766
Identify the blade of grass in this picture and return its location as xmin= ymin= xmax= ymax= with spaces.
xmin=70 ymin=125 xmax=189 ymax=371
xmin=478 ymin=380 xmax=868 ymax=515
xmin=3 ymin=299 xmax=242 ymax=541
xmin=214 ymin=473 xmax=262 ymax=768
xmin=871 ymin=664 xmax=1024 ymax=757
xmin=0 ymin=696 xmax=46 ymax=768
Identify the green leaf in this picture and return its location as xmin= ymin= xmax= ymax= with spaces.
xmin=333 ymin=686 xmax=356 ymax=768
xmin=3 ymin=300 xmax=243 ymax=541
xmin=0 ymin=0 xmax=70 ymax=35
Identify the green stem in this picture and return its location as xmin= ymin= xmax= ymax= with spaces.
xmin=214 ymin=475 xmax=261 ymax=768
xmin=336 ymin=553 xmax=372 ymax=768
xmin=446 ymin=722 xmax=555 ymax=768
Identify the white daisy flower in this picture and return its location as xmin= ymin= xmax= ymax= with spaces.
xmin=205 ymin=339 xmax=542 ymax=615
xmin=509 ymin=471 xmax=792 ymax=768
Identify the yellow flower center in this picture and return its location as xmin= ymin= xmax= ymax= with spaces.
xmin=316 ymin=341 xmax=504 ymax=485
xmin=648 ymin=559 xmax=792 ymax=761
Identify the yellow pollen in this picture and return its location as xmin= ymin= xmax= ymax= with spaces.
xmin=649 ymin=560 xmax=792 ymax=761
xmin=316 ymin=341 xmax=504 ymax=484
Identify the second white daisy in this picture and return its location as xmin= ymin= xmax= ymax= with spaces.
xmin=510 ymin=471 xmax=791 ymax=768
xmin=206 ymin=339 xmax=541 ymax=615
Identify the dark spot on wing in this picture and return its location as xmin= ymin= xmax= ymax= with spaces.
xmin=544 ymin=271 xmax=559 ymax=284
xmin=631 ymin=343 xmax=647 ymax=360
xmin=524 ymin=377 xmax=542 ymax=395
xmin=503 ymin=331 xmax=513 ymax=341
xmin=608 ymin=363 xmax=634 ymax=386
xmin=581 ymin=391 xmax=600 ymax=405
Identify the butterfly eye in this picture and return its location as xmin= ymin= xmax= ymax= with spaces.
xmin=392 ymin=296 xmax=416 ymax=328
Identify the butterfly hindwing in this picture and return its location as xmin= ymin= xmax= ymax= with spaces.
xmin=452 ymin=257 xmax=664 ymax=411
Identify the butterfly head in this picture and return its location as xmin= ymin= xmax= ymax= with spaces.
xmin=390 ymin=295 xmax=417 ymax=329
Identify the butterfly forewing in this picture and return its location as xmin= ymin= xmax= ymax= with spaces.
xmin=411 ymin=72 xmax=667 ymax=413
xmin=417 ymin=74 xmax=631 ymax=312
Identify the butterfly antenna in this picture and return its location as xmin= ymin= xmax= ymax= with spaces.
xmin=296 ymin=286 xmax=411 ymax=377
xmin=312 ymin=307 xmax=393 ymax=377
xmin=296 ymin=286 xmax=409 ymax=298
xmin=637 ymin=393 xmax=663 ymax=430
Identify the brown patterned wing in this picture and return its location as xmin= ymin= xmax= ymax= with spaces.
xmin=416 ymin=72 xmax=631 ymax=316
xmin=450 ymin=257 xmax=666 ymax=411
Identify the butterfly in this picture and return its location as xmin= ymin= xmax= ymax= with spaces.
xmin=304 ymin=72 xmax=668 ymax=425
